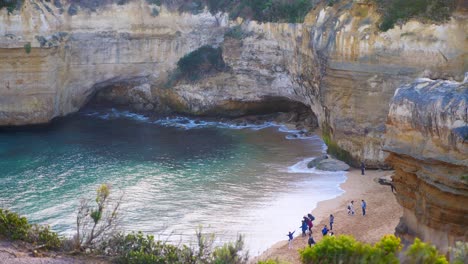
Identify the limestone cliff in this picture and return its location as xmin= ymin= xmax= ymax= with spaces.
xmin=0 ymin=0 xmax=228 ymax=124
xmin=0 ymin=0 xmax=467 ymax=168
xmin=384 ymin=76 xmax=467 ymax=252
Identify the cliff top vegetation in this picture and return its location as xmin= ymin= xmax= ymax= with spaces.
xmin=0 ymin=0 xmax=458 ymax=30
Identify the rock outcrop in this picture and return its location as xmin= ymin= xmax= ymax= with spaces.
xmin=383 ymin=76 xmax=468 ymax=252
xmin=0 ymin=0 xmax=467 ymax=168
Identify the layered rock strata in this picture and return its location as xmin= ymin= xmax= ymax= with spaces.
xmin=0 ymin=0 xmax=467 ymax=167
xmin=384 ymin=76 xmax=468 ymax=252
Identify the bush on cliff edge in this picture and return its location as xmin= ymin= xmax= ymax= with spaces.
xmin=0 ymin=208 xmax=62 ymax=250
xmin=299 ymin=234 xmax=454 ymax=264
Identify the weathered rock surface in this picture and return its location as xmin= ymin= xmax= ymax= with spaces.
xmin=306 ymin=154 xmax=350 ymax=171
xmin=316 ymin=158 xmax=350 ymax=172
xmin=0 ymin=0 xmax=467 ymax=168
xmin=307 ymin=155 xmax=329 ymax=168
xmin=383 ymin=76 xmax=468 ymax=252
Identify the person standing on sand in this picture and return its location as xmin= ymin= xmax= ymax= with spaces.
xmin=361 ymin=199 xmax=367 ymax=216
xmin=287 ymin=231 xmax=295 ymax=249
xmin=301 ymin=220 xmax=308 ymax=237
xmin=305 ymin=216 xmax=313 ymax=234
xmin=361 ymin=162 xmax=365 ymax=175
xmin=329 ymin=214 xmax=334 ymax=230
xmin=308 ymin=233 xmax=316 ymax=247
xmin=348 ymin=201 xmax=355 ymax=215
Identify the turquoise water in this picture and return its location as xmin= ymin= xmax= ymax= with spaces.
xmin=0 ymin=108 xmax=346 ymax=255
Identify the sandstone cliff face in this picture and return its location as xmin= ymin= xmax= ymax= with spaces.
xmin=0 ymin=0 xmax=467 ymax=168
xmin=0 ymin=0 xmax=227 ymax=124
xmin=384 ymin=76 xmax=467 ymax=252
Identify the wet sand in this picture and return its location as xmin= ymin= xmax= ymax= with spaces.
xmin=254 ymin=169 xmax=403 ymax=263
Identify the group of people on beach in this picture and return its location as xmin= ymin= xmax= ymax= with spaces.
xmin=286 ymin=212 xmax=336 ymax=249
xmin=287 ymin=199 xmax=368 ymax=249
xmin=347 ymin=200 xmax=367 ymax=216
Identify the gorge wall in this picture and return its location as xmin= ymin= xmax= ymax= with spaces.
xmin=0 ymin=0 xmax=466 ymax=165
xmin=384 ymin=76 xmax=467 ymax=252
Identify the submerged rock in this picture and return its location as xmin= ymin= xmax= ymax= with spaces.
xmin=307 ymin=155 xmax=328 ymax=168
xmin=307 ymin=155 xmax=350 ymax=171
xmin=316 ymin=159 xmax=350 ymax=172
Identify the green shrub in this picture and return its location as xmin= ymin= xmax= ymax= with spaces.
xmin=405 ymin=238 xmax=448 ymax=264
xmin=300 ymin=235 xmax=451 ymax=264
xmin=29 ymin=224 xmax=62 ymax=250
xmin=321 ymin=125 xmax=358 ymax=167
xmin=224 ymin=25 xmax=249 ymax=40
xmin=374 ymin=0 xmax=457 ymax=31
xmin=0 ymin=0 xmax=23 ymax=13
xmin=0 ymin=208 xmax=62 ymax=250
xmin=300 ymin=235 xmax=401 ymax=264
xmin=207 ymin=0 xmax=315 ymax=23
xmin=104 ymin=232 xmax=192 ymax=263
xmin=172 ymin=45 xmax=227 ymax=83
xmin=212 ymin=235 xmax=248 ymax=264
xmin=0 ymin=208 xmax=30 ymax=240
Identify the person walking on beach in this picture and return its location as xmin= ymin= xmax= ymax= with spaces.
xmin=308 ymin=233 xmax=316 ymax=247
xmin=348 ymin=201 xmax=355 ymax=215
xmin=321 ymin=225 xmax=329 ymax=236
xmin=301 ymin=220 xmax=308 ymax=237
xmin=305 ymin=216 xmax=313 ymax=234
xmin=287 ymin=231 xmax=295 ymax=249
xmin=361 ymin=199 xmax=367 ymax=216
xmin=308 ymin=213 xmax=315 ymax=221
xmin=361 ymin=162 xmax=365 ymax=175
xmin=329 ymin=214 xmax=334 ymax=230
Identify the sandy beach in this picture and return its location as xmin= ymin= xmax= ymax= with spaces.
xmin=255 ymin=168 xmax=403 ymax=263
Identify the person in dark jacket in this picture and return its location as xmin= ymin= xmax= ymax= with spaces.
xmin=329 ymin=214 xmax=334 ymax=230
xmin=307 ymin=233 xmax=316 ymax=247
xmin=301 ymin=220 xmax=308 ymax=237
xmin=287 ymin=231 xmax=295 ymax=249
xmin=361 ymin=162 xmax=365 ymax=175
xmin=361 ymin=200 xmax=367 ymax=216
xmin=321 ymin=225 xmax=329 ymax=236
xmin=304 ymin=216 xmax=313 ymax=233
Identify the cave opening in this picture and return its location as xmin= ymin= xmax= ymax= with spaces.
xmin=83 ymin=80 xmax=319 ymax=133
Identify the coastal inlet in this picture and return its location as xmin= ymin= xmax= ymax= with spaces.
xmin=0 ymin=108 xmax=346 ymax=256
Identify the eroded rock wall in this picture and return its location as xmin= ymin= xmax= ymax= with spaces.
xmin=0 ymin=0 xmax=227 ymax=125
xmin=0 ymin=0 xmax=467 ymax=167
xmin=384 ymin=76 xmax=468 ymax=252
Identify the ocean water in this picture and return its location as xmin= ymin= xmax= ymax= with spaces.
xmin=0 ymin=108 xmax=346 ymax=256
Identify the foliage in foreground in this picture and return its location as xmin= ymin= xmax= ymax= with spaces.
xmin=406 ymin=238 xmax=448 ymax=264
xmin=300 ymin=235 xmax=401 ymax=264
xmin=75 ymin=184 xmax=122 ymax=251
xmin=0 ymin=208 xmax=62 ymax=249
xmin=299 ymin=235 xmax=454 ymax=264
xmin=100 ymin=230 xmax=248 ymax=264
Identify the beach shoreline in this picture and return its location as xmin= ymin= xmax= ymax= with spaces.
xmin=254 ymin=168 xmax=403 ymax=263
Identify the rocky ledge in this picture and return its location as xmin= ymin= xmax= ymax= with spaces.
xmin=307 ymin=155 xmax=350 ymax=171
xmin=383 ymin=75 xmax=468 ymax=252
